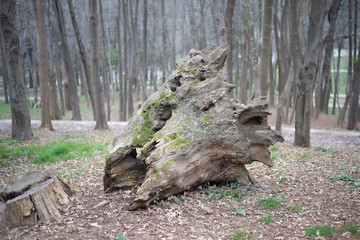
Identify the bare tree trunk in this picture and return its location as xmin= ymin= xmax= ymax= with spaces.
xmin=213 ymin=0 xmax=226 ymax=45
xmin=1 ymin=0 xmax=33 ymax=141
xmin=347 ymin=41 xmax=360 ymax=130
xmin=53 ymin=0 xmax=81 ymax=120
xmin=294 ymin=0 xmax=326 ymax=147
xmin=317 ymin=0 xmax=342 ymax=117
xmin=33 ymin=0 xmax=54 ymax=130
xmin=332 ymin=40 xmax=343 ymax=115
xmin=143 ymin=0 xmax=148 ymax=97
xmin=225 ymin=0 xmax=235 ymax=84
xmin=99 ymin=0 xmax=111 ymax=121
xmin=123 ymin=0 xmax=128 ymax=120
xmin=199 ymin=0 xmax=206 ymax=50
xmin=89 ymin=0 xmax=108 ymax=129
xmin=0 ymin=24 xmax=9 ymax=104
xmin=259 ymin=0 xmax=274 ymax=97
xmin=54 ymin=42 xmax=65 ymax=116
xmin=117 ymin=0 xmax=125 ymax=121
xmin=129 ymin=0 xmax=147 ymax=103
xmin=338 ymin=0 xmax=354 ymax=127
xmin=161 ymin=0 xmax=167 ymax=84
xmin=68 ymin=0 xmax=96 ymax=120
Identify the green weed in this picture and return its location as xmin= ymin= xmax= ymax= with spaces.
xmin=259 ymin=215 xmax=274 ymax=224
xmin=269 ymin=146 xmax=278 ymax=152
xmin=329 ymin=175 xmax=356 ymax=182
xmin=201 ymin=189 xmax=248 ymax=202
xmin=289 ymin=204 xmax=302 ymax=212
xmin=233 ymin=229 xmax=246 ymax=239
xmin=270 ymin=153 xmax=279 ymax=161
xmin=305 ymin=224 xmax=334 ymax=238
xmin=339 ymin=224 xmax=358 ymax=234
xmin=258 ymin=197 xmax=281 ymax=210
xmin=313 ymin=146 xmax=328 ymax=152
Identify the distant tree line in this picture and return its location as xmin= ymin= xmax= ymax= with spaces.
xmin=0 ymin=0 xmax=359 ymax=147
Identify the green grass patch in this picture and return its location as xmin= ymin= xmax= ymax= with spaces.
xmin=0 ymin=139 xmax=108 ymax=164
xmin=305 ymin=224 xmax=334 ymax=238
xmin=259 ymin=215 xmax=274 ymax=224
xmin=202 ymin=189 xmax=248 ymax=202
xmin=233 ymin=229 xmax=246 ymax=239
xmin=258 ymin=197 xmax=282 ymax=210
xmin=289 ymin=204 xmax=302 ymax=212
xmin=269 ymin=146 xmax=279 ymax=152
xmin=339 ymin=224 xmax=358 ymax=234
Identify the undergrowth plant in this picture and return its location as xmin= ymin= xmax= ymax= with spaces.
xmin=305 ymin=224 xmax=334 ymax=238
xmin=258 ymin=197 xmax=282 ymax=210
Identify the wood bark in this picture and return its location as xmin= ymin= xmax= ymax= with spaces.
xmin=347 ymin=41 xmax=360 ymax=130
xmin=89 ymin=0 xmax=108 ymax=129
xmin=259 ymin=0 xmax=274 ymax=97
xmin=338 ymin=0 xmax=354 ymax=127
xmin=33 ymin=0 xmax=54 ymax=130
xmin=0 ymin=23 xmax=9 ymax=104
xmin=123 ymin=0 xmax=129 ymax=120
xmin=104 ymin=44 xmax=283 ymax=210
xmin=1 ymin=0 xmax=33 ymax=141
xmin=0 ymin=171 xmax=72 ymax=230
xmin=54 ymin=42 xmax=65 ymax=116
xmin=117 ymin=0 xmax=126 ymax=121
xmin=294 ymin=0 xmax=326 ymax=147
xmin=225 ymin=0 xmax=235 ymax=84
xmin=99 ymin=0 xmax=111 ymax=121
xmin=53 ymin=0 xmax=81 ymax=120
xmin=67 ymin=0 xmax=96 ymax=120
xmin=317 ymin=0 xmax=342 ymax=117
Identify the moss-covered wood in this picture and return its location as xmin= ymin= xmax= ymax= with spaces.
xmin=103 ymin=44 xmax=284 ymax=210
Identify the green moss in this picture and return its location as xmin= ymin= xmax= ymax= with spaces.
xmin=191 ymin=68 xmax=197 ymax=74
xmin=168 ymin=133 xmax=190 ymax=150
xmin=203 ymin=115 xmax=210 ymax=121
xmin=149 ymin=169 xmax=161 ymax=179
xmin=161 ymin=159 xmax=177 ymax=173
xmin=177 ymin=64 xmax=184 ymax=74
xmin=188 ymin=78 xmax=213 ymax=87
xmin=153 ymin=92 xmax=175 ymax=109
xmin=132 ymin=107 xmax=153 ymax=146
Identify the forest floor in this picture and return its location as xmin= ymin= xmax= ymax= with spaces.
xmin=0 ymin=111 xmax=359 ymax=240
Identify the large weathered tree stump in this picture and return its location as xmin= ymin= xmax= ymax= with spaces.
xmin=0 ymin=171 xmax=73 ymax=230
xmin=104 ymin=44 xmax=284 ymax=210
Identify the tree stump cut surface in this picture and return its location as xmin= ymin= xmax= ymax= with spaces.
xmin=104 ymin=44 xmax=284 ymax=210
xmin=0 ymin=171 xmax=73 ymax=230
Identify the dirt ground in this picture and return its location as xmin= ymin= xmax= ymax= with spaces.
xmin=0 ymin=112 xmax=359 ymax=239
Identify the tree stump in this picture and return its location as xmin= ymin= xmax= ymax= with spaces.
xmin=0 ymin=171 xmax=73 ymax=230
xmin=104 ymin=44 xmax=284 ymax=210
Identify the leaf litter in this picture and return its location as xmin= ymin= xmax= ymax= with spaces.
xmin=0 ymin=123 xmax=359 ymax=240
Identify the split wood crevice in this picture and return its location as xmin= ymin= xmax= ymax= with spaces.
xmin=104 ymin=44 xmax=284 ymax=210
xmin=0 ymin=171 xmax=73 ymax=230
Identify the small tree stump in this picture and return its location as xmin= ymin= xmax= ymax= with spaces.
xmin=0 ymin=171 xmax=73 ymax=230
xmin=104 ymin=44 xmax=284 ymax=210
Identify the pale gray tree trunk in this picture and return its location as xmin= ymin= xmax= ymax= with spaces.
xmin=259 ymin=0 xmax=274 ymax=97
xmin=0 ymin=23 xmax=9 ymax=104
xmin=225 ymin=0 xmax=235 ymax=84
xmin=1 ymin=0 xmax=33 ymax=141
xmin=338 ymin=0 xmax=354 ymax=127
xmin=53 ymin=0 xmax=81 ymax=120
xmin=347 ymin=41 xmax=360 ymax=130
xmin=89 ymin=0 xmax=108 ymax=129
xmin=117 ymin=0 xmax=125 ymax=121
xmin=99 ymin=0 xmax=111 ymax=120
xmin=68 ymin=0 xmax=96 ymax=120
xmin=294 ymin=0 xmax=326 ymax=147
